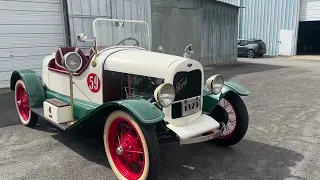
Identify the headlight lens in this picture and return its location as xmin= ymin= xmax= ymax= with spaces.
xmin=154 ymin=83 xmax=175 ymax=107
xmin=206 ymin=74 xmax=224 ymax=95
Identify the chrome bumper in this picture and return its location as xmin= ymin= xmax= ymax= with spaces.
xmin=179 ymin=123 xmax=225 ymax=145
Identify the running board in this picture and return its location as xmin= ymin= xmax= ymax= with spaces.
xmin=31 ymin=108 xmax=73 ymax=131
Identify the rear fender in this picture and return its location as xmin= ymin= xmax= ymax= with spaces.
xmin=202 ymin=81 xmax=249 ymax=114
xmin=10 ymin=70 xmax=45 ymax=108
xmin=67 ymin=98 xmax=165 ymax=130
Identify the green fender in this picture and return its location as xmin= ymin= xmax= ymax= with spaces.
xmin=202 ymin=81 xmax=250 ymax=114
xmin=112 ymin=98 xmax=165 ymax=124
xmin=66 ymin=97 xmax=165 ymax=130
xmin=10 ymin=70 xmax=45 ymax=108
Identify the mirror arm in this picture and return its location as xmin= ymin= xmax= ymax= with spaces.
xmin=82 ymin=39 xmax=94 ymax=42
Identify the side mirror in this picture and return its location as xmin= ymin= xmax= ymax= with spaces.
xmin=183 ymin=44 xmax=194 ymax=58
xmin=158 ymin=46 xmax=164 ymax=53
xmin=77 ymin=33 xmax=88 ymax=42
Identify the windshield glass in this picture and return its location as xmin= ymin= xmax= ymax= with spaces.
xmin=93 ymin=18 xmax=150 ymax=51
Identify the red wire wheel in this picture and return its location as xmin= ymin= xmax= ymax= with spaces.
xmin=103 ymin=111 xmax=160 ymax=180
xmin=210 ymin=93 xmax=249 ymax=147
xmin=14 ymin=80 xmax=38 ymax=126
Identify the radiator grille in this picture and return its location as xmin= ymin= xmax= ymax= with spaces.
xmin=171 ymin=69 xmax=202 ymax=119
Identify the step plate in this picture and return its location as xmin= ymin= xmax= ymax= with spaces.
xmin=166 ymin=114 xmax=220 ymax=140
xmin=31 ymin=108 xmax=71 ymax=131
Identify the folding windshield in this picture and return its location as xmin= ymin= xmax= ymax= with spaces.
xmin=92 ymin=18 xmax=151 ymax=52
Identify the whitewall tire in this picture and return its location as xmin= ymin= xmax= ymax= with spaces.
xmin=14 ymin=80 xmax=38 ymax=126
xmin=103 ymin=110 xmax=160 ymax=180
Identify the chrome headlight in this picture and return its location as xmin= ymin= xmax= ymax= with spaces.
xmin=206 ymin=74 xmax=224 ymax=95
xmin=154 ymin=83 xmax=175 ymax=107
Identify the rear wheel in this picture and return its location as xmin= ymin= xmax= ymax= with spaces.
xmin=14 ymin=80 xmax=38 ymax=126
xmin=210 ymin=93 xmax=249 ymax=147
xmin=246 ymin=49 xmax=255 ymax=58
xmin=103 ymin=110 xmax=160 ymax=180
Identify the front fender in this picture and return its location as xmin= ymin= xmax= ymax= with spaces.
xmin=113 ymin=98 xmax=165 ymax=124
xmin=66 ymin=98 xmax=165 ymax=130
xmin=223 ymin=81 xmax=250 ymax=96
xmin=10 ymin=70 xmax=45 ymax=108
xmin=202 ymin=81 xmax=249 ymax=114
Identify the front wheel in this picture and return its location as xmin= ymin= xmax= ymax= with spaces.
xmin=103 ymin=110 xmax=161 ymax=180
xmin=210 ymin=92 xmax=249 ymax=147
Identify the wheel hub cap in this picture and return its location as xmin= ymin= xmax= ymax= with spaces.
xmin=116 ymin=146 xmax=123 ymax=155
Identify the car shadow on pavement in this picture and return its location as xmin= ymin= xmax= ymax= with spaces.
xmin=0 ymin=91 xmax=21 ymax=129
xmin=158 ymin=140 xmax=306 ymax=180
xmin=50 ymin=125 xmax=111 ymax=168
xmin=48 ymin=125 xmax=305 ymax=180
xmin=204 ymin=61 xmax=288 ymax=80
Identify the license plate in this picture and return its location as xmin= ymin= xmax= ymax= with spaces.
xmin=181 ymin=98 xmax=201 ymax=116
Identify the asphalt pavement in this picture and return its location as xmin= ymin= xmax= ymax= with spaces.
xmin=1 ymin=57 xmax=320 ymax=180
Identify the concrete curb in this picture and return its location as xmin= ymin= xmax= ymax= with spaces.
xmin=290 ymin=55 xmax=320 ymax=60
xmin=0 ymin=87 xmax=11 ymax=93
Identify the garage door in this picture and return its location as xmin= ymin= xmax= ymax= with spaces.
xmin=0 ymin=0 xmax=66 ymax=88
xmin=300 ymin=0 xmax=320 ymax=21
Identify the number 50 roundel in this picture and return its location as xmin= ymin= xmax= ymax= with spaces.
xmin=87 ymin=73 xmax=101 ymax=93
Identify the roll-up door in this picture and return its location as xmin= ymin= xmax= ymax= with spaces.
xmin=0 ymin=0 xmax=66 ymax=88
xmin=300 ymin=0 xmax=320 ymax=21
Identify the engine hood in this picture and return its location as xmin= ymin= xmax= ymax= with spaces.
xmin=101 ymin=47 xmax=184 ymax=78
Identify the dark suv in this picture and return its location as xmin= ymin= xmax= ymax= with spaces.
xmin=237 ymin=39 xmax=266 ymax=58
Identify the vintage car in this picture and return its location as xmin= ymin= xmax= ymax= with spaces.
xmin=10 ymin=18 xmax=249 ymax=180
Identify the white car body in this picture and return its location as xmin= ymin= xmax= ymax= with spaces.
xmin=41 ymin=45 xmax=221 ymax=141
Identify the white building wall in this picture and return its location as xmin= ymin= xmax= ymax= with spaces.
xmin=0 ymin=0 xmax=66 ymax=88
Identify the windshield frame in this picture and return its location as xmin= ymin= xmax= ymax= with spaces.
xmin=92 ymin=18 xmax=151 ymax=54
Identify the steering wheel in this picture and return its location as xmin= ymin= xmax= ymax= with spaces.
xmin=116 ymin=37 xmax=140 ymax=46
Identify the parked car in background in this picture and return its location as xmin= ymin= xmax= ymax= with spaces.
xmin=237 ymin=39 xmax=266 ymax=58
